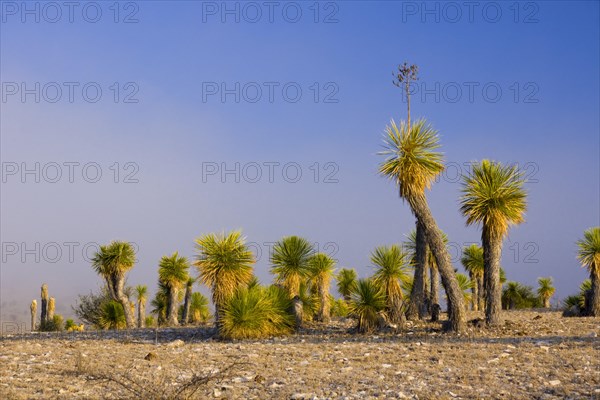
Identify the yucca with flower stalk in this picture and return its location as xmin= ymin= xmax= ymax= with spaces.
xmin=194 ymin=231 xmax=255 ymax=325
xmin=576 ymin=227 xmax=600 ymax=316
xmin=379 ymin=119 xmax=466 ymax=332
xmin=460 ymin=160 xmax=527 ymax=326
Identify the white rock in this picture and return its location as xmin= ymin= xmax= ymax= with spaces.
xmin=382 ymin=364 xmax=392 ymax=368
xmin=549 ymin=380 xmax=561 ymax=386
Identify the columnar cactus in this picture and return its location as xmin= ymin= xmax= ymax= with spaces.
xmin=30 ymin=300 xmax=37 ymax=331
xmin=40 ymin=284 xmax=49 ymax=327
xmin=48 ymin=297 xmax=56 ymax=322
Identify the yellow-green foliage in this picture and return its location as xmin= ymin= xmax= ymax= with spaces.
xmin=219 ymin=285 xmax=295 ymax=340
xmin=330 ymin=298 xmax=350 ymax=317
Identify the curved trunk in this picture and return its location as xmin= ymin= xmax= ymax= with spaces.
xmin=430 ymin=264 xmax=439 ymax=308
xmin=138 ymin=300 xmax=146 ymax=328
xmin=113 ymin=274 xmax=135 ymax=329
xmin=410 ymin=195 xmax=466 ymax=333
xmin=483 ymin=229 xmax=503 ymax=326
xmin=182 ymin=285 xmax=192 ymax=325
xmin=318 ymin=280 xmax=330 ymax=323
xmin=589 ymin=271 xmax=600 ymax=317
xmin=406 ymin=220 xmax=428 ymax=320
xmin=167 ymin=287 xmax=180 ymax=326
xmin=470 ymin=272 xmax=479 ymax=311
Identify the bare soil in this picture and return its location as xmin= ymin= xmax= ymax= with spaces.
xmin=1 ymin=310 xmax=598 ymax=399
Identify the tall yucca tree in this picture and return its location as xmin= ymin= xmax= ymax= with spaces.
xmin=371 ymin=245 xmax=411 ymax=324
xmin=159 ymin=252 xmax=190 ymax=326
xmin=379 ymin=119 xmax=466 ymax=332
xmin=135 ymin=285 xmax=147 ymax=328
xmin=270 ymin=236 xmax=314 ymax=298
xmin=461 ymin=244 xmax=485 ymax=311
xmin=336 ymin=268 xmax=358 ymax=302
xmin=460 ymin=160 xmax=527 ymax=326
xmin=194 ymin=231 xmax=255 ymax=325
xmin=576 ymin=227 xmax=600 ymax=316
xmin=91 ymin=241 xmax=137 ymax=328
xmin=537 ymin=277 xmax=555 ymax=309
xmin=308 ymin=253 xmax=336 ymax=322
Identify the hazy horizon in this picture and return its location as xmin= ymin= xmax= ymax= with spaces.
xmin=1 ymin=1 xmax=599 ymax=331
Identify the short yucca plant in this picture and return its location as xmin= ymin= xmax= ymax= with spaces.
xmin=348 ymin=279 xmax=386 ymax=333
xmin=219 ymin=285 xmax=295 ymax=339
xmin=99 ymin=300 xmax=127 ymax=330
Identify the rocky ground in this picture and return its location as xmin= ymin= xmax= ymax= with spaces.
xmin=0 ymin=310 xmax=598 ymax=400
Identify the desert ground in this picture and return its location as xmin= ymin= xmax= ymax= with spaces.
xmin=0 ymin=310 xmax=598 ymax=400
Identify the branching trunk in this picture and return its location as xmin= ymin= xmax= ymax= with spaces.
xmin=589 ymin=271 xmax=600 ymax=317
xmin=167 ymin=287 xmax=180 ymax=326
xmin=406 ymin=220 xmax=428 ymax=320
xmin=483 ymin=229 xmax=503 ymax=326
xmin=182 ymin=285 xmax=192 ymax=325
xmin=410 ymin=195 xmax=466 ymax=333
xmin=113 ymin=274 xmax=135 ymax=329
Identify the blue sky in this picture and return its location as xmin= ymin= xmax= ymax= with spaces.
xmin=1 ymin=1 xmax=599 ymax=327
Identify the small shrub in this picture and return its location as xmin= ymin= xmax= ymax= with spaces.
xmin=219 ymin=285 xmax=295 ymax=339
xmin=65 ymin=319 xmax=76 ymax=330
xmin=99 ymin=301 xmax=127 ymax=330
xmin=145 ymin=316 xmax=156 ymax=328
xmin=349 ymin=279 xmax=386 ymax=333
xmin=331 ymin=298 xmax=349 ymax=317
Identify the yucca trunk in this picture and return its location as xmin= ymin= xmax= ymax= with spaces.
xmin=317 ymin=281 xmax=330 ymax=323
xmin=40 ymin=284 xmax=49 ymax=327
xmin=182 ymin=285 xmax=192 ymax=325
xmin=470 ymin=272 xmax=478 ymax=311
xmin=410 ymin=196 xmax=466 ymax=333
xmin=589 ymin=271 xmax=600 ymax=317
xmin=138 ymin=300 xmax=146 ymax=328
xmin=388 ymin=292 xmax=406 ymax=325
xmin=542 ymin=297 xmax=550 ymax=309
xmin=30 ymin=300 xmax=37 ymax=331
xmin=109 ymin=274 xmax=136 ymax=329
xmin=482 ymin=229 xmax=503 ymax=326
xmin=430 ymin=264 xmax=439 ymax=307
xmin=167 ymin=287 xmax=179 ymax=326
xmin=406 ymin=221 xmax=428 ymax=320
xmin=476 ymin=276 xmax=484 ymax=310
